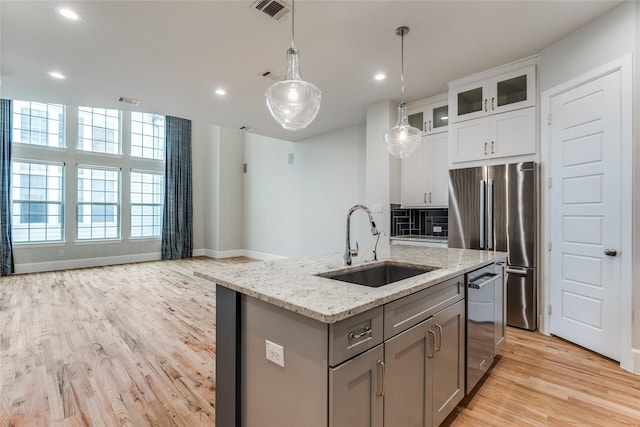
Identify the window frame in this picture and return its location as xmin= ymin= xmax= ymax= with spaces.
xmin=77 ymin=106 xmax=122 ymax=156
xmin=11 ymin=159 xmax=65 ymax=244
xmin=130 ymin=112 xmax=166 ymax=160
xmin=76 ymin=164 xmax=122 ymax=241
xmin=130 ymin=169 xmax=164 ymax=239
xmin=11 ymin=101 xmax=65 ymax=148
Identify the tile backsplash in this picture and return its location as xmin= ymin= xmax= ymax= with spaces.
xmin=390 ymin=204 xmax=448 ymax=237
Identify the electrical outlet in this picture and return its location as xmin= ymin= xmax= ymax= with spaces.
xmin=265 ymin=340 xmax=285 ymax=368
xmin=371 ymin=203 xmax=383 ymax=213
xmin=58 ymin=250 xmax=64 ymax=257
xmin=433 ymin=226 xmax=442 ymax=233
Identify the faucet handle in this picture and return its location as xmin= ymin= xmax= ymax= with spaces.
xmin=350 ymin=241 xmax=359 ymax=257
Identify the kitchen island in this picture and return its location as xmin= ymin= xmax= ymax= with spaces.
xmin=196 ymin=246 xmax=507 ymax=427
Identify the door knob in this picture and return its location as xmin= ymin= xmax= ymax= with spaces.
xmin=604 ymin=248 xmax=617 ymax=257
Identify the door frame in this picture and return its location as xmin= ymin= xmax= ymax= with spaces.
xmin=540 ymin=54 xmax=633 ymax=372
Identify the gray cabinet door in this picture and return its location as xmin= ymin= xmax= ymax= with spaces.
xmin=384 ymin=317 xmax=435 ymax=427
xmin=431 ymin=299 xmax=466 ymax=427
xmin=329 ymin=344 xmax=384 ymax=427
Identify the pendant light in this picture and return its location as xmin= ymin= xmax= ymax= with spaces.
xmin=383 ymin=26 xmax=421 ymax=158
xmin=265 ymin=0 xmax=321 ymax=131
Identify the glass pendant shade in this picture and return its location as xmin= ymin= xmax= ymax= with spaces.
xmin=384 ymin=103 xmax=421 ymax=158
xmin=266 ymin=47 xmax=321 ymax=131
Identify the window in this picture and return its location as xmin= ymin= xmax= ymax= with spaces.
xmin=77 ymin=166 xmax=120 ymax=240
xmin=77 ymin=107 xmax=120 ymax=154
xmin=131 ymin=113 xmax=165 ymax=160
xmin=130 ymin=171 xmax=164 ymax=238
xmin=11 ymin=161 xmax=64 ymax=242
xmin=12 ymin=101 xmax=64 ymax=147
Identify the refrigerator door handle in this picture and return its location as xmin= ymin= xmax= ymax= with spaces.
xmin=479 ymin=180 xmax=485 ymax=249
xmin=487 ymin=179 xmax=494 ymax=250
xmin=506 ymin=267 xmax=528 ymax=275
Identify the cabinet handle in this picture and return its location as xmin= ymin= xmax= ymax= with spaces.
xmin=429 ymin=193 xmax=432 ymax=204
xmin=348 ymin=326 xmax=372 ymax=340
xmin=484 ymin=99 xmax=488 ymax=112
xmin=484 ymin=142 xmax=488 ymax=155
xmin=376 ymin=359 xmax=386 ymax=397
xmin=428 ymin=120 xmax=432 ymax=131
xmin=491 ymin=141 xmax=494 ymax=154
xmin=423 ymin=121 xmax=427 ymax=132
xmin=424 ymin=193 xmax=427 ymax=204
xmin=428 ymin=330 xmax=436 ymax=358
xmin=435 ymin=324 xmax=443 ymax=352
xmin=491 ymin=97 xmax=495 ymax=110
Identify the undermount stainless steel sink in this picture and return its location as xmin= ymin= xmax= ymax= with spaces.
xmin=319 ymin=261 xmax=438 ymax=288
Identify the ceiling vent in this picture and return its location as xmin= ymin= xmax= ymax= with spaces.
xmin=260 ymin=69 xmax=283 ymax=82
xmin=118 ymin=97 xmax=141 ymax=106
xmin=252 ymin=0 xmax=290 ymax=21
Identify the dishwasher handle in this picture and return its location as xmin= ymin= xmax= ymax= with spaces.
xmin=468 ymin=273 xmax=500 ymax=290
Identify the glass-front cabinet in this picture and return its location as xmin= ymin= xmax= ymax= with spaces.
xmin=407 ymin=94 xmax=448 ymax=136
xmin=449 ymin=64 xmax=536 ymax=123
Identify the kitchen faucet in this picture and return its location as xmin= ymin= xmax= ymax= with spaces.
xmin=344 ymin=204 xmax=380 ymax=266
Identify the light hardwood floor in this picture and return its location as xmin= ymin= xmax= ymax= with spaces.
xmin=1 ymin=257 xmax=639 ymax=426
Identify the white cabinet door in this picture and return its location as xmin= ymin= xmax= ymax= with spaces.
xmin=490 ymin=65 xmax=536 ymax=115
xmin=400 ymin=139 xmax=427 ymax=207
xmin=449 ymin=118 xmax=489 ymax=163
xmin=491 ymin=107 xmax=536 ymax=158
xmin=429 ymin=133 xmax=449 ymax=207
xmin=401 ymin=133 xmax=449 ymax=207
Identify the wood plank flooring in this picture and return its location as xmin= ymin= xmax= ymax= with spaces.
xmin=1 ymin=257 xmax=639 ymax=426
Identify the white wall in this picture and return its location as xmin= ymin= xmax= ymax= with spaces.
xmin=243 ymin=124 xmax=368 ymax=259
xmin=365 ymin=101 xmax=396 ymax=259
xmin=539 ymin=1 xmax=639 ymax=369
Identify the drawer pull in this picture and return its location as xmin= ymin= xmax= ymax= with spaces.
xmin=348 ymin=326 xmax=372 ymax=340
xmin=428 ymin=330 xmax=436 ymax=358
xmin=376 ymin=359 xmax=386 ymax=397
xmin=435 ymin=324 xmax=443 ymax=352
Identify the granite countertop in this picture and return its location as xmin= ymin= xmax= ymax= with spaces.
xmin=390 ymin=235 xmax=449 ymax=243
xmin=195 ymin=246 xmax=506 ymax=324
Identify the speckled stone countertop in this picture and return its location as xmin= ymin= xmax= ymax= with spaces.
xmin=195 ymin=246 xmax=506 ymax=324
xmin=390 ymin=235 xmax=449 ymax=243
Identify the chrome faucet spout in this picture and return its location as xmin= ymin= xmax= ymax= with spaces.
xmin=344 ymin=204 xmax=380 ymax=266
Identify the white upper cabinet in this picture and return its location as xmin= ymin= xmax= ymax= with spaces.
xmin=448 ymin=57 xmax=538 ymax=165
xmin=401 ymin=132 xmax=449 ymax=208
xmin=407 ymin=93 xmax=449 ymax=136
xmin=449 ymin=64 xmax=536 ymax=123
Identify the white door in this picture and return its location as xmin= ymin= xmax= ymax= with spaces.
xmin=549 ymin=70 xmax=621 ymax=360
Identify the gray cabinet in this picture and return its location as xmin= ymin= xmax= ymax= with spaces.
xmin=494 ymin=262 xmax=506 ymax=353
xmin=385 ymin=299 xmax=465 ymax=427
xmin=330 ymin=345 xmax=384 ymax=427
xmin=431 ymin=300 xmax=466 ymax=426
xmin=238 ymin=273 xmax=472 ymax=427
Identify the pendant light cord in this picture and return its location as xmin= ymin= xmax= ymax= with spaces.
xmin=400 ymin=29 xmax=405 ymax=105
xmin=291 ymin=0 xmax=296 ymax=48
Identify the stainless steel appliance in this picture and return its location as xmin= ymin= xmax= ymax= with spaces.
xmin=449 ymin=162 xmax=537 ymax=330
xmin=466 ymin=263 xmax=502 ymax=394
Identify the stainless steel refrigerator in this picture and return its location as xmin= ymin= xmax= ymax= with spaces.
xmin=448 ymin=162 xmax=537 ymax=330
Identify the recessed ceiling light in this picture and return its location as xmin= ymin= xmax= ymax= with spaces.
xmin=374 ymin=73 xmax=386 ymax=81
xmin=215 ymin=88 xmax=227 ymax=96
xmin=58 ymin=8 xmax=79 ymax=20
xmin=49 ymin=71 xmax=66 ymax=79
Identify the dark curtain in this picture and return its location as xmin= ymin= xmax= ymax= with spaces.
xmin=161 ymin=115 xmax=193 ymax=259
xmin=0 ymin=99 xmax=14 ymax=275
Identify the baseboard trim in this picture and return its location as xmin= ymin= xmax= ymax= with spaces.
xmin=243 ymin=250 xmax=288 ymax=261
xmin=13 ymin=248 xmax=288 ymax=274
xmin=15 ymin=252 xmax=162 ymax=274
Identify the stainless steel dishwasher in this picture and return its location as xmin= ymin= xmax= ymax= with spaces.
xmin=466 ymin=263 xmax=501 ymax=394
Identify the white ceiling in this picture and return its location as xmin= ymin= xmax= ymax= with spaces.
xmin=0 ymin=0 xmax=622 ymax=142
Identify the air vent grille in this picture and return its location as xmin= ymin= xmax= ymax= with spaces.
xmin=260 ymin=69 xmax=283 ymax=82
xmin=252 ymin=0 xmax=290 ymax=21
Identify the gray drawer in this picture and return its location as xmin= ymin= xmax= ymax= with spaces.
xmin=329 ymin=306 xmax=383 ymax=367
xmin=383 ymin=275 xmax=464 ymax=339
